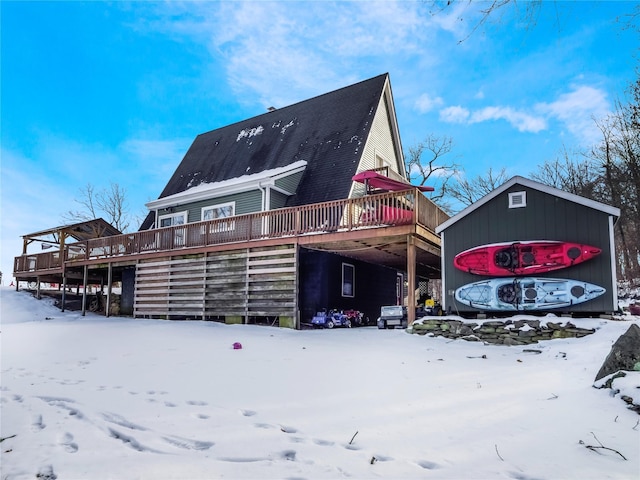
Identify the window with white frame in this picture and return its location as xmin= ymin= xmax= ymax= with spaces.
xmin=202 ymin=202 xmax=235 ymax=232
xmin=375 ymin=153 xmax=392 ymax=172
xmin=342 ymin=263 xmax=355 ymax=297
xmin=158 ymin=211 xmax=187 ymax=247
xmin=159 ymin=211 xmax=187 ymax=227
xmin=508 ymin=191 xmax=527 ymax=209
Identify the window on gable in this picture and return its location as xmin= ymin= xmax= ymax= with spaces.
xmin=375 ymin=153 xmax=392 ymax=173
xmin=342 ymin=263 xmax=355 ymax=298
xmin=202 ymin=202 xmax=235 ymax=232
xmin=508 ymin=191 xmax=527 ymax=209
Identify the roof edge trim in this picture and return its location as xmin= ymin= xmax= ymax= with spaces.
xmin=436 ymin=176 xmax=621 ymax=233
xmin=147 ymin=160 xmax=308 ymax=210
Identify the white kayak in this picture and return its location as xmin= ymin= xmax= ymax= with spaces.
xmin=455 ymin=277 xmax=606 ymax=311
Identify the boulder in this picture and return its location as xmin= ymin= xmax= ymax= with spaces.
xmin=594 ymin=324 xmax=640 ymax=381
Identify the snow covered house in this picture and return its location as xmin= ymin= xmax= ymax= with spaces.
xmin=436 ymin=176 xmax=621 ymax=316
xmin=14 ymin=74 xmax=449 ymax=327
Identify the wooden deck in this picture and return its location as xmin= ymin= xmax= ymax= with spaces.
xmin=14 ymin=189 xmax=448 ymax=278
xmin=14 ymin=189 xmax=448 ymax=325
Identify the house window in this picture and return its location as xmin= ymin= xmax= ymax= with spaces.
xmin=375 ymin=153 xmax=392 ymax=172
xmin=508 ymin=191 xmax=527 ymax=209
xmin=158 ymin=211 xmax=188 ymax=247
xmin=159 ymin=211 xmax=187 ymax=227
xmin=202 ymin=202 xmax=235 ymax=231
xmin=342 ymin=263 xmax=355 ymax=297
xmin=396 ymin=273 xmax=404 ymax=305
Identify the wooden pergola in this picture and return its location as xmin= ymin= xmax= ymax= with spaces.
xmin=21 ymin=218 xmax=122 ymax=257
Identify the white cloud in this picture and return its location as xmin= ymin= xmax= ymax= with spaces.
xmin=428 ymin=0 xmax=475 ymax=39
xmin=439 ymin=105 xmax=470 ymax=123
xmin=537 ymin=85 xmax=610 ymax=144
xmin=414 ymin=93 xmax=444 ymax=113
xmin=141 ymin=1 xmax=439 ymax=109
xmin=436 ymin=84 xmax=609 ymax=139
xmin=469 ymin=106 xmax=547 ymax=133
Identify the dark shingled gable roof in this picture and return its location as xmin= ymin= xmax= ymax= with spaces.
xmin=141 ymin=73 xmax=390 ymax=229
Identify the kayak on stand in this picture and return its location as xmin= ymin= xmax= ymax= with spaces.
xmin=454 ymin=277 xmax=606 ymax=311
xmin=454 ymin=240 xmax=601 ymax=276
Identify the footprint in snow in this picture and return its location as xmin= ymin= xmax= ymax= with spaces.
xmin=32 ymin=414 xmax=46 ymax=432
xmin=371 ymin=454 xmax=393 ymax=462
xmin=240 ymin=409 xmax=257 ymax=417
xmin=162 ymin=435 xmax=214 ymax=451
xmin=281 ymin=450 xmax=297 ymax=461
xmin=186 ymin=400 xmax=208 ymax=406
xmin=108 ymin=428 xmax=147 ymax=452
xmin=100 ymin=412 xmax=147 ymax=431
xmin=254 ymin=423 xmax=274 ymax=429
xmin=58 ymin=432 xmax=78 ymax=453
xmin=509 ymin=472 xmax=545 ymax=480
xmin=218 ymin=456 xmax=269 ymax=463
xmin=36 ymin=465 xmax=57 ymax=480
xmin=417 ymin=460 xmax=441 ymax=470
xmin=312 ymin=439 xmax=334 ymax=446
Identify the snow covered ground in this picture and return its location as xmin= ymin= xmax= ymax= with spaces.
xmin=1 ymin=286 xmax=639 ymax=480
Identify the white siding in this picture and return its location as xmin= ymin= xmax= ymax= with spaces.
xmin=350 ymin=86 xmax=404 ymax=198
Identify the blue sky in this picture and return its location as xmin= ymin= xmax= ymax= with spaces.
xmin=1 ymin=1 xmax=637 ymax=281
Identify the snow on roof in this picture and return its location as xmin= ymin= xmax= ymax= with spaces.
xmin=146 ymin=160 xmax=307 ymax=210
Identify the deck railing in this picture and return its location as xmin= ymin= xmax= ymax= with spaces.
xmin=14 ymin=189 xmax=448 ymax=274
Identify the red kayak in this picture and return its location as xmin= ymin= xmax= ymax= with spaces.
xmin=454 ymin=241 xmax=601 ymax=276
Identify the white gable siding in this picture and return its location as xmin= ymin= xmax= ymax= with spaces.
xmin=350 ymin=89 xmax=403 ymax=198
xmin=364 ymin=95 xmax=400 ymax=172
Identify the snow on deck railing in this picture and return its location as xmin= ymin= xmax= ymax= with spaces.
xmin=14 ymin=189 xmax=448 ymax=272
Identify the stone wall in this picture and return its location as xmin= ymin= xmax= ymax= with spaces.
xmin=409 ymin=318 xmax=595 ymax=345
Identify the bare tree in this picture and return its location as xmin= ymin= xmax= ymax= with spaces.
xmin=64 ymin=182 xmax=131 ymax=232
xmin=431 ymin=1 xmax=637 ymax=44
xmin=429 ymin=0 xmax=544 ymax=43
xmin=97 ymin=183 xmax=130 ymax=232
xmin=446 ymin=166 xmax=509 ymax=208
xmin=588 ymin=88 xmax=640 ymax=280
xmin=405 ymin=134 xmax=460 ymax=212
xmin=530 ymin=145 xmax=600 ymax=198
xmin=531 ymin=78 xmax=640 ymax=281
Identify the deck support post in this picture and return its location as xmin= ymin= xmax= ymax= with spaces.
xmin=407 ymin=236 xmax=416 ymax=326
xmin=36 ymin=277 xmax=41 ymax=300
xmin=106 ymin=262 xmax=113 ymax=317
xmin=81 ymin=265 xmax=88 ymax=316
